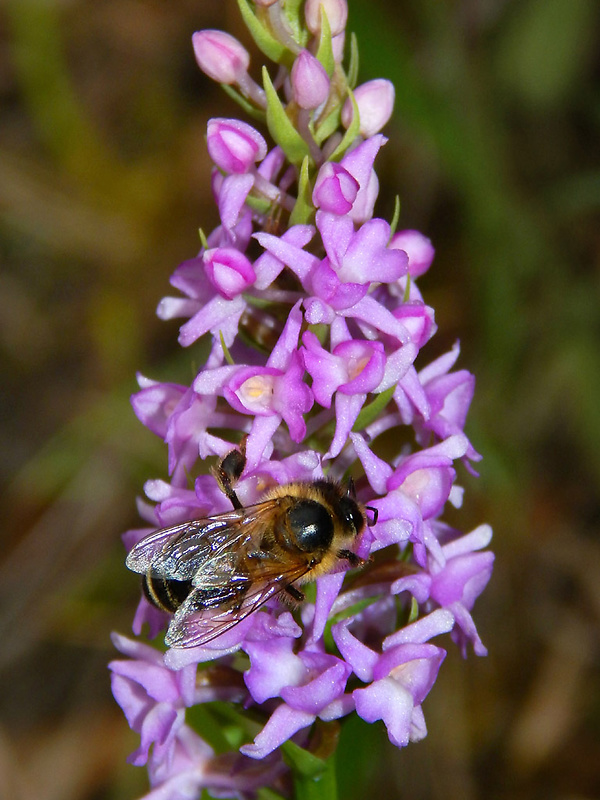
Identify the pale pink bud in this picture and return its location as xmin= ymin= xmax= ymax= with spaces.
xmin=291 ymin=51 xmax=330 ymax=110
xmin=389 ymin=230 xmax=435 ymax=278
xmin=207 ymin=118 xmax=267 ymax=174
xmin=254 ymin=0 xmax=279 ymax=5
xmin=192 ymin=30 xmax=250 ymax=84
xmin=203 ymin=248 xmax=256 ymax=299
xmin=305 ymin=0 xmax=348 ymax=37
xmin=393 ymin=302 xmax=435 ymax=348
xmin=313 ymin=162 xmax=359 ymax=214
xmin=331 ymin=32 xmax=346 ymax=63
xmin=342 ymin=79 xmax=395 ymax=137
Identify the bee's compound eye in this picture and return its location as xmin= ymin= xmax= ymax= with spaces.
xmin=339 ymin=497 xmax=365 ymax=535
xmin=287 ymin=500 xmax=334 ymax=552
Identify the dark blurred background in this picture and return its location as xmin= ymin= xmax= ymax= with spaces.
xmin=1 ymin=1 xmax=599 ymax=798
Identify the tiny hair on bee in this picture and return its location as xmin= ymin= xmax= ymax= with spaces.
xmin=126 ymin=446 xmax=368 ymax=648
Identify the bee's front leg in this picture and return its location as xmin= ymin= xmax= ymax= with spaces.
xmin=214 ymin=438 xmax=247 ymax=510
xmin=337 ymin=549 xmax=362 ymax=568
xmin=284 ymin=584 xmax=305 ymax=603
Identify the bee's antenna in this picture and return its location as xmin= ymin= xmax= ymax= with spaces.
xmin=365 ymin=505 xmax=378 ymax=526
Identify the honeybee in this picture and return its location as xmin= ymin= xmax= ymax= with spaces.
xmin=126 ymin=445 xmax=370 ymax=649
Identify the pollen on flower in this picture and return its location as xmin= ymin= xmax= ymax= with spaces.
xmin=347 ymin=354 xmax=371 ymax=381
xmin=389 ymin=662 xmax=411 ymax=681
xmin=237 ymin=374 xmax=275 ymax=412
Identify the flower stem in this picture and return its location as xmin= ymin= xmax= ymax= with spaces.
xmin=292 ymin=752 xmax=338 ymax=800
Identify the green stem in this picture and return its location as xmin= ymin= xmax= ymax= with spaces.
xmin=292 ymin=752 xmax=338 ymax=800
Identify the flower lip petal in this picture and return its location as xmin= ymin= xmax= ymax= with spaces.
xmin=353 ymin=676 xmax=414 ymax=748
xmin=281 ymin=658 xmax=351 ymax=713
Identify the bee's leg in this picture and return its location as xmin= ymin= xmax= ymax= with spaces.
xmin=214 ymin=439 xmax=247 ymax=509
xmin=284 ymin=584 xmax=305 ymax=603
xmin=337 ymin=549 xmax=362 ymax=568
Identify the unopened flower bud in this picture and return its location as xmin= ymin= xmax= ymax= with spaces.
xmin=342 ymin=79 xmax=395 ymax=137
xmin=331 ymin=32 xmax=346 ymax=63
xmin=207 ymin=118 xmax=267 ymax=174
xmin=390 ymin=230 xmax=435 ymax=278
xmin=305 ymin=0 xmax=348 ymax=37
xmin=291 ymin=51 xmax=330 ymax=110
xmin=313 ymin=162 xmax=359 ymax=214
xmin=393 ymin=302 xmax=435 ymax=348
xmin=192 ymin=30 xmax=250 ymax=84
xmin=203 ymin=247 xmax=256 ymax=299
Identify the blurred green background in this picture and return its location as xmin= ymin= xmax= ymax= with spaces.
xmin=1 ymin=1 xmax=599 ymax=798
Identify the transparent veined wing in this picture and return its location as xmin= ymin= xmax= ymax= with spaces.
xmin=126 ymin=501 xmax=281 ymax=581
xmin=164 ymin=551 xmax=313 ymax=648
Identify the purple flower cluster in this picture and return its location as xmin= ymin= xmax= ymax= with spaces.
xmin=110 ymin=1 xmax=493 ymax=797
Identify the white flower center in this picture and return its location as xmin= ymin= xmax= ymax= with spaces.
xmin=347 ymin=354 xmax=370 ymax=381
xmin=237 ymin=374 xmax=275 ymax=412
xmin=402 ymin=469 xmax=430 ymax=503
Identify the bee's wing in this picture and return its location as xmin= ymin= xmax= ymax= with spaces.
xmin=126 ymin=519 xmax=212 ymax=573
xmin=165 ymin=553 xmax=313 ymax=649
xmin=125 ymin=502 xmax=281 ymax=581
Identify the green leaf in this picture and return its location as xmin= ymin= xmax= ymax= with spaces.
xmin=219 ymin=331 xmax=235 ymax=365
xmin=282 ymin=741 xmax=338 ymax=800
xmin=257 ymin=788 xmax=287 ymax=800
xmin=244 ymin=193 xmax=273 ymax=215
xmin=243 ymin=293 xmax=277 ymax=310
xmin=314 ymin=105 xmax=342 ymax=146
xmin=399 ymin=542 xmax=413 ymax=562
xmin=236 ymin=0 xmax=294 ymax=67
xmin=283 ymin=0 xmax=310 ymax=47
xmin=307 ymin=323 xmax=329 ymax=344
xmin=389 ymin=195 xmax=401 ymax=237
xmin=329 ymin=596 xmax=378 ymax=626
xmin=347 ymin=33 xmax=359 ymax=89
xmin=408 ymin=596 xmax=419 ymax=623
xmin=289 ymin=156 xmax=315 ymax=226
xmin=323 ymin=597 xmax=379 ymax=651
xmin=263 ymin=67 xmax=311 ymax=165
xmin=352 ymin=385 xmax=395 ymax=432
xmin=302 ymin=581 xmax=317 ymax=604
xmin=186 ymin=704 xmax=233 ymax=754
xmin=315 ymin=9 xmax=335 ymax=77
xmin=281 ymin=740 xmax=327 ymax=779
xmin=328 ymin=88 xmax=361 ymax=161
xmin=220 ymin=83 xmax=266 ymax=122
